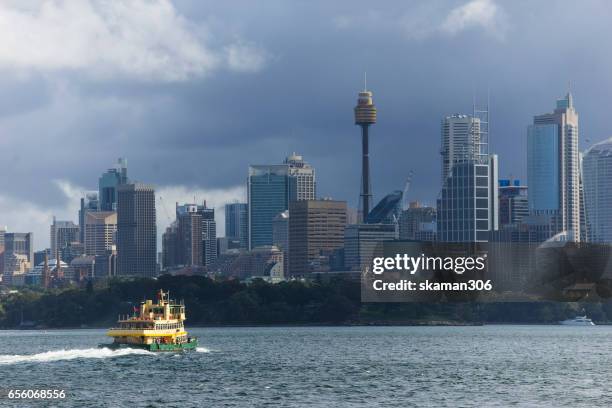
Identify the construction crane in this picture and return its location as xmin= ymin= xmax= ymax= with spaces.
xmin=402 ymin=171 xmax=414 ymax=211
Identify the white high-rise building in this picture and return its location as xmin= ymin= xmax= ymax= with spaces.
xmin=583 ymin=138 xmax=612 ymax=243
xmin=527 ymin=93 xmax=580 ymax=242
xmin=440 ymin=114 xmax=481 ymax=183
xmin=285 ymin=153 xmax=316 ymax=201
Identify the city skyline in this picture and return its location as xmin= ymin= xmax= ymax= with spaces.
xmin=1 ymin=1 xmax=611 ymax=249
xmin=0 ymin=87 xmax=594 ymax=253
xmin=0 ymin=88 xmax=598 ymax=252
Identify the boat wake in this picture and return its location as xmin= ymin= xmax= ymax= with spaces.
xmin=196 ymin=347 xmax=212 ymax=353
xmin=0 ymin=347 xmax=152 ymax=365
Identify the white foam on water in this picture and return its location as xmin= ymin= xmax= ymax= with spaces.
xmin=0 ymin=347 xmax=152 ymax=365
xmin=196 ymin=347 xmax=212 ymax=353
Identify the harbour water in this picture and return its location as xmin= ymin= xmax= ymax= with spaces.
xmin=0 ymin=326 xmax=610 ymax=407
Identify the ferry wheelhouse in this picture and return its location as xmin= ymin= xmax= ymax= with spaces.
xmin=104 ymin=290 xmax=198 ymax=351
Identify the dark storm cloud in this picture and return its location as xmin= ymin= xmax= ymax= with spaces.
xmin=0 ymin=0 xmax=611 ymax=248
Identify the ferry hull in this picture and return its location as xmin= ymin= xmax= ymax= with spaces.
xmin=559 ymin=320 xmax=595 ymax=326
xmin=100 ymin=338 xmax=198 ymax=352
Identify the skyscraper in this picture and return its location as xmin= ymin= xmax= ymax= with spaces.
xmin=354 ymin=86 xmax=377 ymax=222
xmin=288 ymin=200 xmax=346 ymax=276
xmin=84 ymin=211 xmax=117 ymax=256
xmin=344 ymin=223 xmax=395 ymax=270
xmin=116 ymin=183 xmax=156 ymax=277
xmin=79 ymin=191 xmax=99 ymax=243
xmin=583 ymin=138 xmax=612 ymax=242
xmin=162 ymin=222 xmax=179 ymax=270
xmin=399 ymin=202 xmax=437 ymax=241
xmin=3 ymin=232 xmax=33 ymax=285
xmin=440 ymin=114 xmax=481 ymax=183
xmin=438 ymin=161 xmax=493 ymax=242
xmin=50 ymin=218 xmax=80 ymax=260
xmin=201 ymin=206 xmax=217 ymax=267
xmin=437 ymin=113 xmax=498 ymax=242
xmin=225 ymin=202 xmax=248 ymax=249
xmin=176 ymin=204 xmax=203 ymax=266
xmin=99 ymin=158 xmax=128 ymax=212
xmin=176 ymin=202 xmax=217 ymax=267
xmin=248 ymin=165 xmax=297 ymax=250
xmin=527 ymin=92 xmax=580 ymax=241
xmin=285 ymin=153 xmax=316 ymax=201
xmin=4 ymin=233 xmax=32 ymax=264
xmin=498 ymin=179 xmax=528 ymax=227
xmin=247 ymin=154 xmax=315 ymax=250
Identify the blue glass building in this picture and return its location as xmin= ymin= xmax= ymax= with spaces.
xmin=248 ymin=165 xmax=296 ymax=250
xmin=99 ymin=158 xmax=128 ymax=211
xmin=527 ymin=123 xmax=559 ymax=212
xmin=225 ymin=203 xmax=248 ymax=249
xmin=526 ymin=93 xmax=580 ymax=241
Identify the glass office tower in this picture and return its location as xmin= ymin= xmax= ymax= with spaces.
xmin=99 ymin=158 xmax=128 ymax=211
xmin=583 ymin=138 xmax=612 ymax=243
xmin=526 ymin=93 xmax=580 ymax=241
xmin=527 ymin=123 xmax=559 ymax=213
xmin=248 ymin=165 xmax=296 ymax=250
xmin=225 ymin=203 xmax=248 ymax=249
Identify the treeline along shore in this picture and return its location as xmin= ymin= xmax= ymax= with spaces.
xmin=1 ymin=275 xmax=611 ymax=328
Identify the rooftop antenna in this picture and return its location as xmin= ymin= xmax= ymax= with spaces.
xmin=364 ymin=72 xmax=367 ymax=91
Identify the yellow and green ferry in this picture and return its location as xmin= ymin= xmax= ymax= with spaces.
xmin=102 ymin=289 xmax=198 ymax=352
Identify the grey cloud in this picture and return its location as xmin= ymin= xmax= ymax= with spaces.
xmin=1 ymin=0 xmax=612 ymax=249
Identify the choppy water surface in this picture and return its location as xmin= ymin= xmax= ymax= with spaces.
xmin=0 ymin=326 xmax=611 ymax=407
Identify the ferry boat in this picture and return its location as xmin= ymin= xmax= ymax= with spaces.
xmin=102 ymin=290 xmax=198 ymax=351
xmin=559 ymin=315 xmax=595 ymax=326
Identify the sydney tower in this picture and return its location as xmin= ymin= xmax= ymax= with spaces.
xmin=354 ymin=86 xmax=377 ymax=222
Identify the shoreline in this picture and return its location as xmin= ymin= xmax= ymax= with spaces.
xmin=2 ymin=321 xmax=600 ymax=331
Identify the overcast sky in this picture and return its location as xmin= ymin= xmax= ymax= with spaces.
xmin=0 ymin=0 xmax=611 ymax=250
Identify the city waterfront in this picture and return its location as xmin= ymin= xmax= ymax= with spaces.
xmin=0 ymin=326 xmax=610 ymax=407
